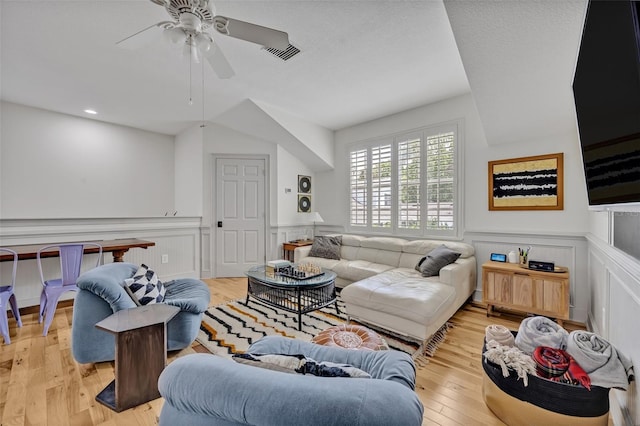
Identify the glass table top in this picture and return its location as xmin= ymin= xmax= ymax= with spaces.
xmin=246 ymin=265 xmax=337 ymax=286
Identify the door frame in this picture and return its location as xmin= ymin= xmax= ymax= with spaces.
xmin=206 ymin=154 xmax=270 ymax=278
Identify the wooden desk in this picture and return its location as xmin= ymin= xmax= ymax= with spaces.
xmin=282 ymin=240 xmax=314 ymax=261
xmin=0 ymin=238 xmax=155 ymax=263
xmin=95 ymin=304 xmax=179 ymax=412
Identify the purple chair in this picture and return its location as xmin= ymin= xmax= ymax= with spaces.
xmin=37 ymin=243 xmax=102 ymax=336
xmin=1 ymin=248 xmax=22 ymax=344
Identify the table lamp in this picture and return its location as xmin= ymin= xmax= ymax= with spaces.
xmin=310 ymin=212 xmax=324 ymax=237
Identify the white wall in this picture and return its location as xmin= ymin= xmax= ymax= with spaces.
xmin=0 ymin=102 xmax=175 ymax=218
xmin=319 ymin=93 xmax=589 ymax=235
xmin=197 ymin=123 xmax=321 ymax=275
xmin=0 ymin=217 xmax=201 ymax=308
xmin=319 ymin=94 xmax=474 ymax=229
xmin=587 ymin=213 xmax=640 ymax=425
xmin=276 ymin=145 xmax=316 ymax=227
xmin=174 ymin=124 xmax=204 ymax=216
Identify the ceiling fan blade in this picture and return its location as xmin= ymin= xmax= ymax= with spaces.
xmin=116 ymin=23 xmax=163 ymax=50
xmin=205 ymin=45 xmax=235 ymax=79
xmin=213 ymin=16 xmax=290 ymax=50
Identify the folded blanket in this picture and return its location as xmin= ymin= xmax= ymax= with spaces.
xmin=532 ymin=346 xmax=570 ymax=378
xmin=483 ymin=340 xmax=537 ymax=386
xmin=485 ymin=325 xmax=515 ymax=347
xmin=566 ymin=330 xmax=634 ymax=390
xmin=515 ymin=316 xmax=569 ymax=355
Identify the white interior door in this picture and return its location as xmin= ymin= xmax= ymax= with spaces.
xmin=215 ymin=158 xmax=266 ymax=277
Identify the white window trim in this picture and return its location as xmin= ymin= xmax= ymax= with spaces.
xmin=345 ymin=120 xmax=464 ymax=240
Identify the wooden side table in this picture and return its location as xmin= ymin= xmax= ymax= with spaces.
xmin=482 ymin=261 xmax=570 ymax=325
xmin=95 ymin=303 xmax=180 ymax=412
xmin=282 ymin=240 xmax=314 ymax=261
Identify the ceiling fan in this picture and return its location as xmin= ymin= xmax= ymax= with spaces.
xmin=116 ymin=0 xmax=291 ymax=79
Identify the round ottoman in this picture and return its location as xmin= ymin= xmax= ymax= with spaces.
xmin=312 ymin=324 xmax=389 ymax=351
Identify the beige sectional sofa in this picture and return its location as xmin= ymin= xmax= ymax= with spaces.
xmin=295 ymin=234 xmax=476 ymax=343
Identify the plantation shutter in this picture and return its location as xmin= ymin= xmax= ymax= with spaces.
xmin=350 ymin=149 xmax=368 ymax=226
xmin=425 ymin=131 xmax=455 ymax=230
xmin=398 ymin=135 xmax=421 ymax=230
xmin=347 ymin=122 xmax=459 ymax=237
xmin=371 ymin=144 xmax=392 ymax=228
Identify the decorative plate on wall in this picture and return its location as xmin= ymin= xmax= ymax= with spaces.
xmin=298 ymin=175 xmax=311 ymax=193
xmin=298 ymin=195 xmax=311 ymax=212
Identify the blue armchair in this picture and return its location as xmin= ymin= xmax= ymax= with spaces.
xmin=158 ymin=336 xmax=424 ymax=426
xmin=71 ymin=262 xmax=210 ymax=364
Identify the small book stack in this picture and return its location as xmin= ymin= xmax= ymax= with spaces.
xmin=266 ymin=259 xmax=291 ymax=277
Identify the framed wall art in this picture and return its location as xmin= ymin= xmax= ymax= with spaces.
xmin=488 ymin=153 xmax=564 ymax=211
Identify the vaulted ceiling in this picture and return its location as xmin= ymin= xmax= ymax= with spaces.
xmin=1 ymin=0 xmax=588 ymax=146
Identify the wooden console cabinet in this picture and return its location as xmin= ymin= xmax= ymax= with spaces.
xmin=482 ymin=261 xmax=569 ymax=325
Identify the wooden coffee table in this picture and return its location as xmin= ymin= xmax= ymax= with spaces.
xmin=94 ymin=303 xmax=179 ymax=412
xmin=245 ymin=265 xmax=338 ymax=331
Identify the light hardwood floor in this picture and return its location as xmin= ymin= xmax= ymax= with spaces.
xmin=1 ymin=278 xmax=584 ymax=426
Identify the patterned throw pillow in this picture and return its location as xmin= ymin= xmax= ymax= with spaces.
xmin=232 ymin=353 xmax=305 ymax=374
xmin=414 ymin=244 xmax=461 ymax=277
xmin=308 ymin=236 xmax=342 ymax=260
xmin=232 ymin=353 xmax=371 ymax=378
xmin=124 ymin=264 xmax=166 ymax=306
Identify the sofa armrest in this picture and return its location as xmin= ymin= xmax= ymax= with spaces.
xmin=159 ymin=353 xmax=423 ymax=426
xmin=76 ymin=262 xmax=138 ymax=312
xmin=439 ymin=256 xmax=477 ymax=288
xmin=294 ymin=245 xmax=312 ymax=263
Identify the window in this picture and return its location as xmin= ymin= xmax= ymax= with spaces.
xmin=348 ymin=123 xmax=460 ymax=237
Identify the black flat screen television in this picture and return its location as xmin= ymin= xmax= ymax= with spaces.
xmin=572 ymin=0 xmax=640 ymax=210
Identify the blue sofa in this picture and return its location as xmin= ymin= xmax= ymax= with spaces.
xmin=71 ymin=262 xmax=210 ymax=364
xmin=158 ymin=336 xmax=424 ymax=426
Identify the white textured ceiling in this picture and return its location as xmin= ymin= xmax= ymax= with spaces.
xmin=445 ymin=0 xmax=588 ymax=145
xmin=0 ymin=0 xmax=471 ymax=135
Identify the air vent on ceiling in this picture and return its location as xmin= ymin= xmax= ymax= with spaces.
xmin=263 ymin=44 xmax=301 ymax=61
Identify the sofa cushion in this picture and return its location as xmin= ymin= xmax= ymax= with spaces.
xmin=301 ymin=256 xmax=345 ymax=271
xmin=341 ymin=273 xmax=455 ymax=325
xmin=403 ymin=239 xmax=474 ymax=258
xmin=333 ymin=260 xmax=395 ymax=282
xmin=360 ymin=237 xmax=407 ymax=252
xmin=341 ymin=234 xmax=367 ymax=247
xmin=308 ymin=236 xmax=342 ymax=260
xmin=415 ymin=245 xmax=461 ymax=277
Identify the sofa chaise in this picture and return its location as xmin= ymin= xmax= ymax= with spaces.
xmin=71 ymin=262 xmax=210 ymax=364
xmin=295 ymin=234 xmax=476 ymax=343
xmin=158 ymin=336 xmax=424 ymax=426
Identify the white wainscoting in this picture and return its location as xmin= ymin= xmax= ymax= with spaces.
xmin=464 ymin=231 xmax=589 ymax=323
xmin=0 ymin=217 xmax=201 ymax=308
xmin=587 ymin=235 xmax=640 ymax=426
xmin=268 ymin=224 xmax=313 ymax=263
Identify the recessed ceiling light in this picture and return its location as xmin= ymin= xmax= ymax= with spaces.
xmin=84 ymin=109 xmax=97 ymax=115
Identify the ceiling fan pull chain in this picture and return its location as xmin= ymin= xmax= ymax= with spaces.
xmin=201 ymin=59 xmax=206 ymax=128
xmin=189 ymin=39 xmax=193 ymax=106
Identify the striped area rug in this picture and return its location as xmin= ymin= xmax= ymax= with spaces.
xmin=197 ymin=298 xmax=451 ymax=360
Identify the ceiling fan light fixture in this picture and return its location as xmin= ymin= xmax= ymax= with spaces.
xmin=164 ymin=26 xmax=186 ymax=44
xmin=191 ymin=43 xmax=201 ymax=63
xmin=195 ymin=33 xmax=212 ymax=53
